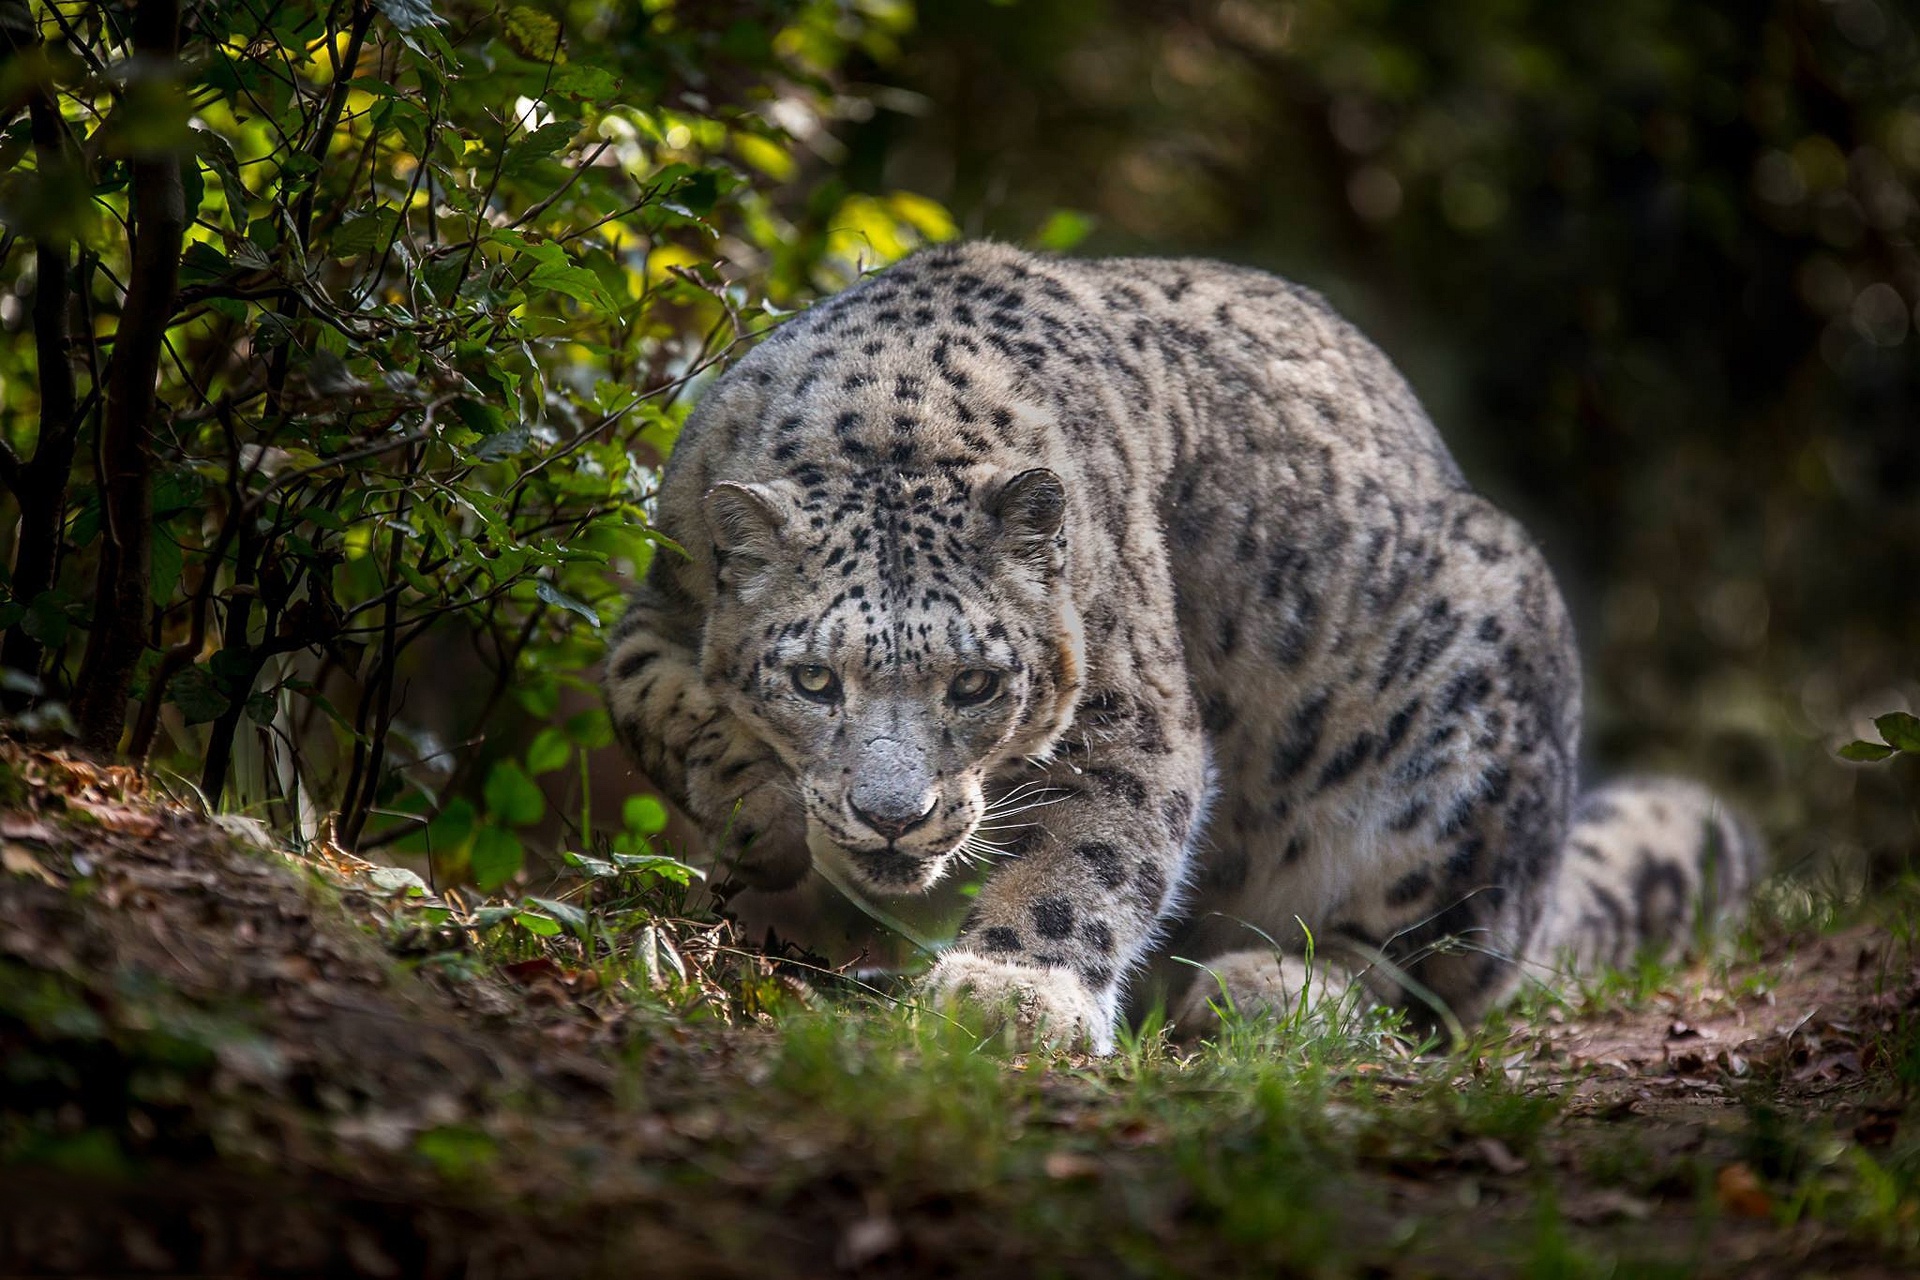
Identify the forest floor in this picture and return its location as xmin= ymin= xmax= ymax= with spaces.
xmin=1 ymin=740 xmax=1917 ymax=1278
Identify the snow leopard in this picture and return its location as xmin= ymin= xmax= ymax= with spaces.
xmin=604 ymin=241 xmax=1762 ymax=1051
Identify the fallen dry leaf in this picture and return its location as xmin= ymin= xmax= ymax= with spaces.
xmin=1043 ymin=1150 xmax=1102 ymax=1181
xmin=836 ymin=1210 xmax=901 ymax=1269
xmin=2 ymin=842 xmax=62 ymax=886
xmin=69 ymin=799 xmax=163 ymax=838
xmin=0 ymin=813 xmax=60 ymax=843
xmin=1474 ymin=1137 xmax=1528 ymax=1176
xmin=1791 ymin=1051 xmax=1863 ymax=1083
xmin=1563 ymin=1189 xmax=1651 ymax=1225
xmin=503 ymin=957 xmax=564 ymax=984
xmin=1854 ymin=1107 xmax=1901 ymax=1148
xmin=1716 ymin=1163 xmax=1773 ymax=1219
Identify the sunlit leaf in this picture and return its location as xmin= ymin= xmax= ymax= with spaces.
xmin=622 ymin=794 xmax=668 ymax=835
xmin=1032 ymin=208 xmax=1096 ymax=251
xmin=514 ymin=907 xmax=561 ymax=936
xmin=503 ymin=6 xmax=562 ymax=62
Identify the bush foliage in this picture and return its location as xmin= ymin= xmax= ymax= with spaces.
xmin=0 ymin=0 xmax=950 ymax=886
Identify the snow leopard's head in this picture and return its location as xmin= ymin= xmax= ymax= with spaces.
xmin=698 ymin=462 xmax=1082 ymax=894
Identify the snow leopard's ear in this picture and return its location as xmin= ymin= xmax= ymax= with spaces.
xmin=989 ymin=468 xmax=1067 ymax=568
xmin=703 ymin=482 xmax=792 ymax=587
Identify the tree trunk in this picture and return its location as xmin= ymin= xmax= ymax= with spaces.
xmin=72 ymin=0 xmax=185 ymax=751
xmin=0 ymin=5 xmax=80 ymax=704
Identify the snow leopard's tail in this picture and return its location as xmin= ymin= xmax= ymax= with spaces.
xmin=1527 ymin=777 xmax=1764 ymax=980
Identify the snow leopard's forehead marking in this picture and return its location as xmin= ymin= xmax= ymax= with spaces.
xmin=716 ymin=465 xmax=1063 ymax=691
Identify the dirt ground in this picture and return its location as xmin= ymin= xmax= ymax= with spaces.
xmin=1 ymin=742 xmax=1915 ymax=1278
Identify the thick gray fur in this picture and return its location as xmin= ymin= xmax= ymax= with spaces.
xmin=604 ymin=242 xmax=1763 ymax=1050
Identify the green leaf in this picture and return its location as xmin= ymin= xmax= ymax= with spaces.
xmin=375 ymin=0 xmax=442 ymax=32
xmin=622 ymin=794 xmax=668 ymax=835
xmin=1032 ymin=208 xmax=1096 ymax=252
xmin=519 ymin=240 xmax=616 ymax=310
xmin=169 ymin=665 xmax=229 ymax=724
xmin=526 ymin=727 xmax=571 ymax=775
xmin=527 ymin=258 xmax=613 ymax=308
xmin=19 ymin=593 xmax=67 ymax=648
xmin=504 ymin=121 xmax=579 ymax=176
xmin=610 ymin=851 xmax=701 ymax=885
xmin=179 ymin=242 xmax=230 ymax=285
xmin=0 ymin=119 xmax=31 ymax=175
xmin=470 ymin=826 xmax=524 ymax=891
xmin=149 ymin=534 xmax=184 ymax=605
xmin=452 ymin=398 xmax=507 ymax=437
xmin=515 ymin=676 xmax=559 ymax=718
xmin=415 ymin=1125 xmax=495 ymax=1179
xmin=293 ymin=685 xmax=357 ymax=737
xmin=182 ymin=155 xmax=205 ymax=222
xmin=368 ymin=866 xmax=429 ymax=897
xmin=1874 ymin=712 xmax=1920 ymax=754
xmin=193 ymin=128 xmax=248 ymax=229
xmin=526 ymin=896 xmax=587 ymax=929
xmin=503 ymin=6 xmax=562 ymax=61
xmin=329 ymin=210 xmax=390 ymax=258
xmin=1838 ymin=740 xmax=1896 ymax=763
xmin=514 ymin=908 xmax=562 ymax=937
xmin=427 ymin=797 xmax=477 ymax=852
xmin=483 ymin=760 xmax=546 ymax=826
xmin=564 ymin=707 xmax=614 ymax=749
xmin=396 ymin=560 xmax=436 ymax=597
xmin=470 ymin=427 xmax=532 ymax=462
xmin=535 ymin=579 xmax=600 ymax=627
xmin=562 ymin=850 xmax=618 ymax=879
xmin=552 ymin=64 xmax=616 ymax=101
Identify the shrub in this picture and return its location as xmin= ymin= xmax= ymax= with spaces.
xmin=0 ymin=0 xmax=950 ymax=885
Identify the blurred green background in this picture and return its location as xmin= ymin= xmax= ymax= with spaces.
xmin=841 ymin=0 xmax=1920 ymax=883
xmin=1 ymin=0 xmax=1913 ymax=900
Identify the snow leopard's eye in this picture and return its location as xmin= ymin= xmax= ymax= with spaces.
xmin=947 ymin=668 xmax=1001 ymax=706
xmin=792 ymin=664 xmax=841 ymax=702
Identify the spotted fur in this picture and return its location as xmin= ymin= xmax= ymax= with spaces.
xmin=605 ymin=242 xmax=1763 ymax=1050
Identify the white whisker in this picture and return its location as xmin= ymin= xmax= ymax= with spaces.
xmin=980 ymin=794 xmax=1071 ymax=820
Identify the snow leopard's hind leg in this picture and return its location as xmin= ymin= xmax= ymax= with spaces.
xmin=1524 ymin=777 xmax=1764 ymax=982
xmin=1170 ymin=948 xmax=1374 ymax=1037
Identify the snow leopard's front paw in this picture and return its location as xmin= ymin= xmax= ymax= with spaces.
xmin=924 ymin=952 xmax=1113 ymax=1053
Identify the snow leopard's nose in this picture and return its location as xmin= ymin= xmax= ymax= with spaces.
xmin=849 ymin=796 xmax=937 ymax=842
xmin=849 ymin=735 xmax=937 ymax=842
